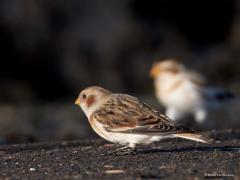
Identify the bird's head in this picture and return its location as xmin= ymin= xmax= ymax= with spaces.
xmin=75 ymin=86 xmax=111 ymax=117
xmin=150 ymin=59 xmax=184 ymax=78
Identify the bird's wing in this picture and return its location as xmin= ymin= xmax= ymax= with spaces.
xmin=186 ymin=71 xmax=206 ymax=87
xmin=90 ymin=94 xmax=193 ymax=135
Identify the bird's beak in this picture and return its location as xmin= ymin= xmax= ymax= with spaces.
xmin=150 ymin=66 xmax=160 ymax=78
xmin=75 ymin=98 xmax=81 ymax=105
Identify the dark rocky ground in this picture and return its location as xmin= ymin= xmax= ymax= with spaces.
xmin=0 ymin=129 xmax=239 ymax=180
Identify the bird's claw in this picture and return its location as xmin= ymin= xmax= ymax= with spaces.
xmin=105 ymin=146 xmax=137 ymax=155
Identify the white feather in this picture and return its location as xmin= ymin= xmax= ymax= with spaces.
xmin=155 ymin=73 xmax=205 ymax=122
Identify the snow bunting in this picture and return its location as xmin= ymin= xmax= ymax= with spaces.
xmin=75 ymin=86 xmax=212 ymax=149
xmin=150 ymin=59 xmax=234 ymax=123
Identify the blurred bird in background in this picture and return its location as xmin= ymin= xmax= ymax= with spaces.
xmin=150 ymin=59 xmax=234 ymax=123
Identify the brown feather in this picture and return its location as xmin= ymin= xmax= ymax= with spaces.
xmin=90 ymin=94 xmax=193 ymax=135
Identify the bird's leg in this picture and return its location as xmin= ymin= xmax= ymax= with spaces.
xmin=194 ymin=109 xmax=206 ymax=123
xmin=107 ymin=144 xmax=137 ymax=155
xmin=115 ymin=146 xmax=130 ymax=151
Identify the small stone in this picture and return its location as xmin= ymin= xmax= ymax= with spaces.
xmin=62 ymin=142 xmax=68 ymax=145
xmin=104 ymin=165 xmax=114 ymax=168
xmin=29 ymin=167 xmax=36 ymax=171
xmin=105 ymin=169 xmax=125 ymax=174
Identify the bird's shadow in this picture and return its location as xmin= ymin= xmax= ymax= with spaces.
xmin=137 ymin=146 xmax=240 ymax=154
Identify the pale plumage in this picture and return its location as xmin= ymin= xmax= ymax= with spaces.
xmin=150 ymin=59 xmax=233 ymax=123
xmin=75 ymin=86 xmax=211 ymax=149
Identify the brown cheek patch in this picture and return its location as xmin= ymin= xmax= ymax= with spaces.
xmin=171 ymin=66 xmax=180 ymax=74
xmin=86 ymin=96 xmax=95 ymax=107
xmin=165 ymin=65 xmax=179 ymax=74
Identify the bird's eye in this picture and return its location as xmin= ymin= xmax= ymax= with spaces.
xmin=82 ymin=94 xmax=87 ymax=99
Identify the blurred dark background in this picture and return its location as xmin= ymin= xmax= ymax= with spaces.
xmin=0 ymin=0 xmax=240 ymax=144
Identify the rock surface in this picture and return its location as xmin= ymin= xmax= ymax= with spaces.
xmin=0 ymin=129 xmax=239 ymax=179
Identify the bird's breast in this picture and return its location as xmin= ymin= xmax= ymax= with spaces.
xmin=89 ymin=119 xmax=115 ymax=143
xmin=89 ymin=119 xmax=152 ymax=146
xmin=156 ymin=79 xmax=203 ymax=110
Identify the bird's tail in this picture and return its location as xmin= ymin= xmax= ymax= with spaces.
xmin=174 ymin=132 xmax=213 ymax=144
xmin=204 ymin=87 xmax=234 ymax=109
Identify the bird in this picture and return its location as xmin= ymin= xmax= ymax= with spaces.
xmin=75 ymin=86 xmax=212 ymax=152
xmin=150 ymin=59 xmax=234 ymax=123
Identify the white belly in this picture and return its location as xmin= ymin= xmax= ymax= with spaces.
xmin=90 ymin=120 xmax=166 ymax=147
xmin=107 ymin=132 xmax=150 ymax=145
xmin=158 ymin=81 xmax=203 ymax=112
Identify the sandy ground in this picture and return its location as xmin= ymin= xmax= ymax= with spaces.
xmin=0 ymin=129 xmax=239 ymax=180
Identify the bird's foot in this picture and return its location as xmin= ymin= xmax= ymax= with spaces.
xmin=106 ymin=146 xmax=137 ymax=155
